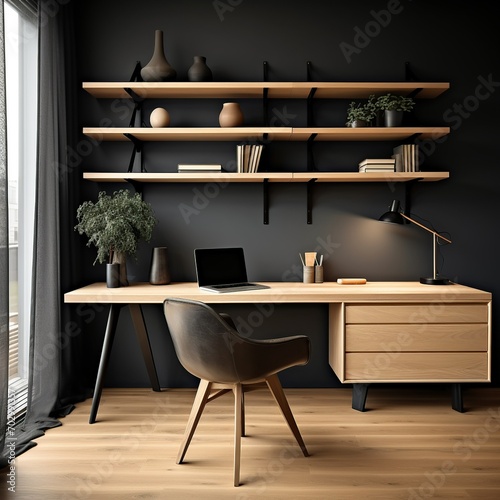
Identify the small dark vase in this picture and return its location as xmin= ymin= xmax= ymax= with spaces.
xmin=187 ymin=56 xmax=213 ymax=82
xmin=106 ymin=263 xmax=121 ymax=288
xmin=149 ymin=247 xmax=171 ymax=285
xmin=384 ymin=110 xmax=404 ymax=127
xmin=351 ymin=119 xmax=368 ymax=128
xmin=140 ymin=30 xmax=177 ymax=82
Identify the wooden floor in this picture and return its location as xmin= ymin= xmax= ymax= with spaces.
xmin=4 ymin=386 xmax=500 ymax=499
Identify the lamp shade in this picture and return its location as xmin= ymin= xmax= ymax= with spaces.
xmin=379 ymin=200 xmax=405 ymax=224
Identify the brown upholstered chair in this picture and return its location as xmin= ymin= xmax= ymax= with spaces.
xmin=163 ymin=297 xmax=310 ymax=486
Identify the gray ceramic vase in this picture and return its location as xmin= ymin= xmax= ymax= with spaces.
xmin=187 ymin=56 xmax=213 ymax=82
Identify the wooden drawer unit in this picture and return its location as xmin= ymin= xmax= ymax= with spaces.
xmin=332 ymin=302 xmax=491 ymax=384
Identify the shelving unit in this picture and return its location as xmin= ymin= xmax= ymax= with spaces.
xmin=82 ymin=80 xmax=451 ymax=223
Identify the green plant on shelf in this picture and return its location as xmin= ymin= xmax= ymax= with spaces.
xmin=346 ymin=94 xmax=377 ymax=127
xmin=376 ymin=93 xmax=415 ymax=112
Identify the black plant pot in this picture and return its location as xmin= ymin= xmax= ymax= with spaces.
xmin=384 ymin=110 xmax=404 ymax=127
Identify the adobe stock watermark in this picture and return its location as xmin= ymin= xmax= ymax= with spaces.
xmin=213 ymin=0 xmax=244 ymax=22
xmin=361 ymin=288 xmax=459 ymax=379
xmin=177 ymin=105 xmax=297 ymax=224
xmin=413 ymin=73 xmax=500 ymax=165
xmin=235 ymin=439 xmax=305 ymax=499
xmin=408 ymin=406 xmax=500 ymax=499
xmin=339 ymin=0 xmax=406 ymax=64
xmin=60 ymin=395 xmax=174 ymax=500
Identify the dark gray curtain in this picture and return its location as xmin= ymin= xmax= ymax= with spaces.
xmin=0 ymin=0 xmax=10 ymax=470
xmin=14 ymin=0 xmax=86 ymax=452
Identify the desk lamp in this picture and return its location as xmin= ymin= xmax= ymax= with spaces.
xmin=379 ymin=200 xmax=452 ymax=285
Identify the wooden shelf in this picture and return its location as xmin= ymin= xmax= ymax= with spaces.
xmin=291 ymin=127 xmax=450 ymax=141
xmin=83 ymin=126 xmax=450 ymax=142
xmin=82 ymin=171 xmax=449 ymax=183
xmin=83 ymin=127 xmax=292 ymax=142
xmin=83 ymin=81 xmax=449 ymax=100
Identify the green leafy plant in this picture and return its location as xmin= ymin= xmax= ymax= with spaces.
xmin=376 ymin=93 xmax=415 ymax=112
xmin=346 ymin=94 xmax=377 ymax=126
xmin=75 ymin=189 xmax=157 ymax=265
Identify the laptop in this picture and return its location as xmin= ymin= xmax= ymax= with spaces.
xmin=194 ymin=247 xmax=270 ymax=293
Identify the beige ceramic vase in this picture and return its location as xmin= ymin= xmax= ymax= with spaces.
xmin=218 ymin=102 xmax=244 ymax=127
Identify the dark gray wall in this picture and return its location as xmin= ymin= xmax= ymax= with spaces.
xmin=72 ymin=0 xmax=499 ymax=389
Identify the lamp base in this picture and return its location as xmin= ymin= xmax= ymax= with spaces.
xmin=420 ymin=277 xmax=451 ymax=285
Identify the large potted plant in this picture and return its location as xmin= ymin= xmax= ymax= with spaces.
xmin=346 ymin=95 xmax=377 ymax=127
xmin=75 ymin=189 xmax=157 ymax=286
xmin=376 ymin=93 xmax=415 ymax=127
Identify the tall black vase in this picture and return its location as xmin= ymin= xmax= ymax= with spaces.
xmin=140 ymin=30 xmax=177 ymax=82
xmin=149 ymin=247 xmax=171 ymax=285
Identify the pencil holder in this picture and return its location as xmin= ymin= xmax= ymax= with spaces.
xmin=315 ymin=265 xmax=323 ymax=283
xmin=303 ymin=265 xmax=315 ymax=283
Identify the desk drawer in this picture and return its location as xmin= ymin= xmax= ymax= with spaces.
xmin=346 ymin=323 xmax=489 ymax=352
xmin=345 ymin=304 xmax=488 ymax=324
xmin=345 ymin=352 xmax=489 ymax=381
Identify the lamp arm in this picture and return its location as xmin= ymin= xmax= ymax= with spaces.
xmin=400 ymin=213 xmax=452 ymax=244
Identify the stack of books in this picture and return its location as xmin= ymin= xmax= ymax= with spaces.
xmin=177 ymin=164 xmax=222 ymax=173
xmin=392 ymin=144 xmax=420 ymax=172
xmin=237 ymin=144 xmax=263 ymax=173
xmin=358 ymin=158 xmax=396 ymax=172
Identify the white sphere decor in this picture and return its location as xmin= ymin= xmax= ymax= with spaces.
xmin=150 ymin=107 xmax=170 ymax=128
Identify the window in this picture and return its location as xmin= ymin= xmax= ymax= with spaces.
xmin=5 ymin=0 xmax=38 ymax=421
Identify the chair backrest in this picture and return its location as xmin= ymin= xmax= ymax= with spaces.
xmin=163 ymin=298 xmax=247 ymax=383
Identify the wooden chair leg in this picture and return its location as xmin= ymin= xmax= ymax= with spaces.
xmin=177 ymin=379 xmax=212 ymax=464
xmin=233 ymin=383 xmax=243 ymax=486
xmin=241 ymin=389 xmax=245 ymax=437
xmin=265 ymin=374 xmax=309 ymax=457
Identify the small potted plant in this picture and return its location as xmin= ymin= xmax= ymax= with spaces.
xmin=376 ymin=93 xmax=415 ymax=127
xmin=75 ymin=189 xmax=157 ymax=287
xmin=346 ymin=95 xmax=377 ymax=127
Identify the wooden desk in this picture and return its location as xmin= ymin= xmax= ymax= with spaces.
xmin=64 ymin=282 xmax=492 ymax=422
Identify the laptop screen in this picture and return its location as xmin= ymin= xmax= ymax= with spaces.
xmin=194 ymin=248 xmax=249 ymax=287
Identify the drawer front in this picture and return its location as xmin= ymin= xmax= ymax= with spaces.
xmin=345 ymin=352 xmax=489 ymax=381
xmin=346 ymin=324 xmax=488 ymax=352
xmin=346 ymin=304 xmax=488 ymax=324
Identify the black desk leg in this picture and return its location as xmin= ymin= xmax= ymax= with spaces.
xmin=129 ymin=304 xmax=161 ymax=392
xmin=89 ymin=304 xmax=124 ymax=424
xmin=452 ymin=383 xmax=464 ymax=412
xmin=352 ymin=383 xmax=370 ymax=412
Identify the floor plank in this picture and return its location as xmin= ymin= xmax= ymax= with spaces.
xmin=3 ymin=386 xmax=500 ymax=499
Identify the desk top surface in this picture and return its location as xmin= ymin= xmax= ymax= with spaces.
xmin=64 ymin=281 xmax=491 ymax=304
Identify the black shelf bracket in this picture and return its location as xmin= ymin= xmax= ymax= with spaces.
xmin=124 ymin=87 xmax=145 ymax=127
xmin=405 ymin=61 xmax=418 ymax=82
xmin=307 ymin=87 xmax=317 ymax=127
xmin=263 ymin=178 xmax=269 ymax=224
xmin=306 ymin=60 xmax=313 ymax=82
xmin=306 ymin=178 xmax=317 ymax=224
xmin=124 ymin=133 xmax=146 ymax=173
xmin=402 ymin=178 xmax=423 ymax=219
xmin=130 ymin=61 xmax=143 ymax=82
xmin=307 ymin=133 xmax=317 ymax=172
xmin=263 ymin=61 xmax=269 ymax=125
